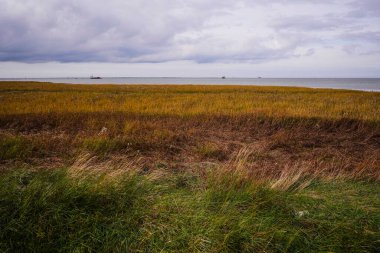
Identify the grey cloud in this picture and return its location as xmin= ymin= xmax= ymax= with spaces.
xmin=348 ymin=0 xmax=380 ymax=18
xmin=0 ymin=0 xmax=213 ymax=62
xmin=0 ymin=0 xmax=379 ymax=63
xmin=272 ymin=15 xmax=345 ymax=32
xmin=340 ymin=31 xmax=380 ymax=55
xmin=340 ymin=31 xmax=380 ymax=43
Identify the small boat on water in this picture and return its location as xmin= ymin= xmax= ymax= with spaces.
xmin=221 ymin=76 xmax=226 ymax=79
xmin=90 ymin=75 xmax=102 ymax=79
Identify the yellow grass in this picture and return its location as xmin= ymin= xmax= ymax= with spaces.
xmin=1 ymin=81 xmax=379 ymax=121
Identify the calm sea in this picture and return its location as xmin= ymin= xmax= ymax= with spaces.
xmin=2 ymin=77 xmax=380 ymax=91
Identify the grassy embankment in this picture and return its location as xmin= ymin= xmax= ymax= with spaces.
xmin=0 ymin=81 xmax=379 ymax=252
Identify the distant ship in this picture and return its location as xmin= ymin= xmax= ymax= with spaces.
xmin=90 ymin=75 xmax=102 ymax=79
xmin=221 ymin=76 xmax=226 ymax=79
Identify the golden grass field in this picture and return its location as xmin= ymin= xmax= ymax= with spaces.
xmin=1 ymin=81 xmax=379 ymax=121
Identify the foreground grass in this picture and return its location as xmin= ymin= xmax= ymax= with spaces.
xmin=0 ymin=167 xmax=378 ymax=252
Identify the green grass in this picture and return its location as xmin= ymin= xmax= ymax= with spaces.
xmin=82 ymin=137 xmax=131 ymax=155
xmin=0 ymin=168 xmax=378 ymax=252
xmin=0 ymin=135 xmax=33 ymax=160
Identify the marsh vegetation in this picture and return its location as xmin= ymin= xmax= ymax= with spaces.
xmin=0 ymin=82 xmax=379 ymax=252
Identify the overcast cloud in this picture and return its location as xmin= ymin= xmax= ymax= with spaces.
xmin=0 ymin=0 xmax=379 ymax=77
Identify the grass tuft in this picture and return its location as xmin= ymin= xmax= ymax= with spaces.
xmin=0 ymin=134 xmax=33 ymax=160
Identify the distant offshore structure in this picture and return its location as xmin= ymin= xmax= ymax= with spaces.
xmin=90 ymin=75 xmax=102 ymax=79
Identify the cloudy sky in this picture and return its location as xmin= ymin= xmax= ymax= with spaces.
xmin=0 ymin=0 xmax=379 ymax=77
